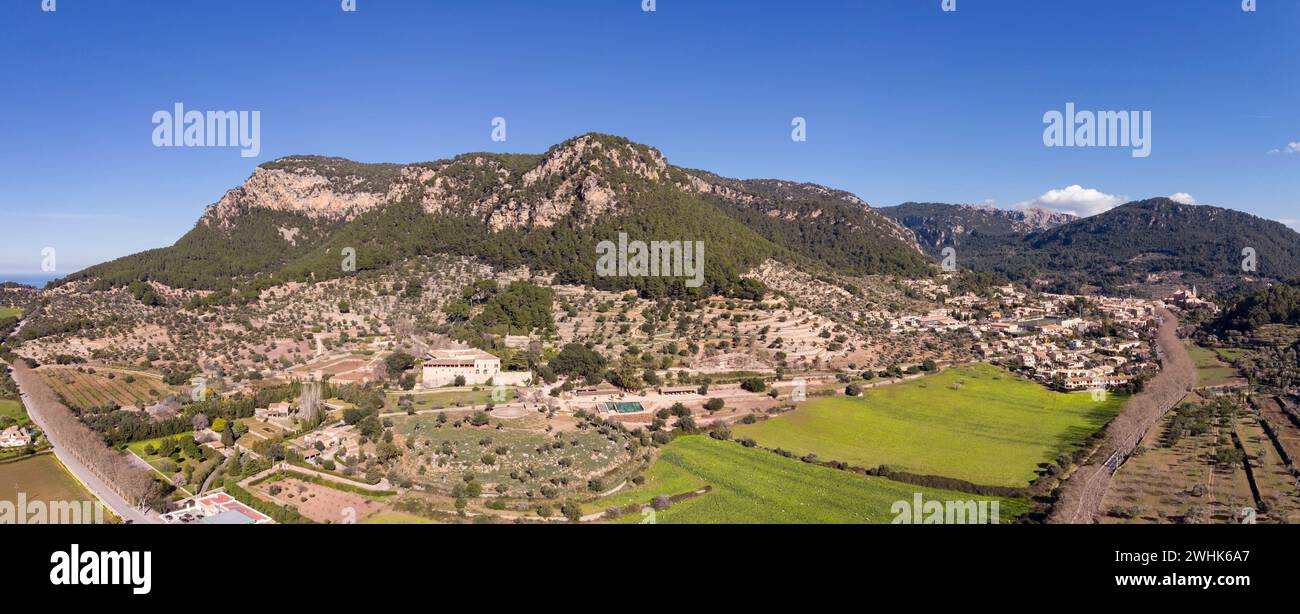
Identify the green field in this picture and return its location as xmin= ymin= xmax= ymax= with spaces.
xmin=0 ymin=398 xmax=27 ymax=425
xmin=0 ymin=307 xmax=22 ymax=319
xmin=735 ymin=363 xmax=1125 ymax=487
xmin=359 ymin=511 xmax=437 ymax=524
xmin=387 ymin=387 xmax=516 ymax=411
xmin=1186 ymin=345 xmax=1241 ymax=387
xmin=1211 ymin=347 xmax=1249 ymax=362
xmin=589 ymin=436 xmax=1028 ymax=523
xmin=0 ymin=455 xmax=97 ymax=506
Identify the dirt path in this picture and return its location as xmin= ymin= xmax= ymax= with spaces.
xmin=1048 ymin=307 xmax=1196 ymax=524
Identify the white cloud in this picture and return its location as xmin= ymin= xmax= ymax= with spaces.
xmin=1016 ymin=185 xmax=1125 ymax=217
xmin=1267 ymin=141 xmax=1300 ymax=154
xmin=1168 ymin=192 xmax=1197 ymax=205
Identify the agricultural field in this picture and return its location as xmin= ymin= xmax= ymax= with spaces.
xmin=0 ymin=454 xmax=104 ymax=522
xmin=1101 ymin=402 xmax=1257 ymax=524
xmin=1236 ymin=416 xmax=1300 ymax=523
xmin=1212 ymin=347 xmax=1250 ymax=363
xmin=588 ymin=436 xmax=1029 ymax=523
xmin=0 ymin=398 xmax=27 ymax=425
xmin=38 ymin=366 xmax=178 ymax=410
xmin=250 ymin=476 xmax=434 ymax=522
xmin=386 ymin=387 xmax=516 ymax=412
xmin=735 ymin=363 xmax=1125 ymax=487
xmin=1187 ymin=344 xmax=1244 ymax=388
xmin=1258 ymin=396 xmax=1300 ymax=464
xmin=389 ymin=410 xmax=635 ymax=497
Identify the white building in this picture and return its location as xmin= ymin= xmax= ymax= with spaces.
xmin=255 ymin=401 xmax=292 ymax=420
xmin=0 ymin=425 xmax=31 ymax=448
xmin=421 ymin=348 xmax=504 ymax=387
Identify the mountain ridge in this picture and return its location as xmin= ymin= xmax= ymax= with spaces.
xmin=884 ymin=198 xmax=1300 ymax=294
xmin=66 ymin=133 xmax=932 ymax=297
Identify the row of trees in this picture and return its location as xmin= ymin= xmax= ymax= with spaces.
xmin=12 ymin=362 xmax=168 ymax=510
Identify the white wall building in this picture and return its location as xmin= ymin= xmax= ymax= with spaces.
xmin=421 ymin=348 xmax=504 ymax=387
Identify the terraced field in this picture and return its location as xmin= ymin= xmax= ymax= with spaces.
xmin=590 ymin=436 xmax=1028 ymax=523
xmin=38 ymin=366 xmax=177 ymax=410
xmin=735 ymin=363 xmax=1125 ymax=487
xmin=1237 ymin=417 xmax=1300 ymax=523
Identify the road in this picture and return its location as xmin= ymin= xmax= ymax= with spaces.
xmin=10 ymin=362 xmax=158 ymax=524
xmin=1047 ymin=307 xmax=1196 ymax=524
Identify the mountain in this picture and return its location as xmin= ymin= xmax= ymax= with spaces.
xmin=886 ymin=198 xmax=1300 ymax=294
xmin=64 ymin=134 xmax=931 ymax=298
xmin=878 ymin=202 xmax=1074 ymax=258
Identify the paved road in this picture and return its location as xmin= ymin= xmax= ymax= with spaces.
xmin=10 ymin=362 xmax=158 ymax=524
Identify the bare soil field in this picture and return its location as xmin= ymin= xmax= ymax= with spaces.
xmin=253 ymin=476 xmax=385 ymax=524
xmin=1236 ymin=417 xmax=1300 ymax=523
xmin=38 ymin=366 xmax=176 ymax=410
xmin=1258 ymin=396 xmax=1300 ymax=463
xmin=1100 ymin=410 xmax=1255 ymax=524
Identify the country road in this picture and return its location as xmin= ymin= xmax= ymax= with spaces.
xmin=1047 ymin=307 xmax=1196 ymax=524
xmin=11 ymin=362 xmax=158 ymax=524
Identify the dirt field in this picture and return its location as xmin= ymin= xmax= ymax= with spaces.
xmin=0 ymin=454 xmax=98 ymax=507
xmin=38 ymin=366 xmax=176 ymax=410
xmin=1100 ymin=409 xmax=1255 ymax=524
xmin=1236 ymin=417 xmax=1300 ymax=523
xmin=253 ymin=476 xmax=385 ymax=524
xmin=1258 ymin=396 xmax=1300 ymax=463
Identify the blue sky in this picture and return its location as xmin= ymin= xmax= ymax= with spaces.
xmin=1 ymin=0 xmax=1297 ymax=275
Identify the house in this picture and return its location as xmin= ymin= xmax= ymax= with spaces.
xmin=421 ymin=348 xmax=502 ymax=387
xmin=657 ymin=386 xmax=698 ymax=396
xmin=302 ymin=424 xmax=354 ymax=449
xmin=255 ymin=401 xmax=292 ymax=420
xmin=420 ymin=348 xmax=530 ymax=387
xmin=0 ymin=425 xmax=31 ymax=448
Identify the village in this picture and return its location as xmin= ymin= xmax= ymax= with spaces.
xmin=3 ymin=269 xmax=1207 ymax=526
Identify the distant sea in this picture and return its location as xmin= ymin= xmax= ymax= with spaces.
xmin=0 ymin=273 xmax=61 ymax=288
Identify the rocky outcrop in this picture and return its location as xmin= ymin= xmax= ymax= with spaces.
xmin=203 ymin=166 xmax=388 ymax=227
